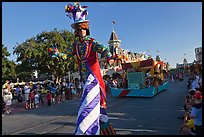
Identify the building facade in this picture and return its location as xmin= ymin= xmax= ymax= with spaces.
xmin=195 ymin=47 xmax=202 ymax=64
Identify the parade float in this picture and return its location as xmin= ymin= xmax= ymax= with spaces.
xmin=109 ymin=55 xmax=169 ymax=98
xmin=98 ymin=28 xmax=169 ymax=97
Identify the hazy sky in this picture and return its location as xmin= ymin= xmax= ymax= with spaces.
xmin=2 ymin=2 xmax=202 ymax=68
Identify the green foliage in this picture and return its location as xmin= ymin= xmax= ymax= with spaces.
xmin=2 ymin=44 xmax=17 ymax=81
xmin=13 ymin=29 xmax=78 ymax=81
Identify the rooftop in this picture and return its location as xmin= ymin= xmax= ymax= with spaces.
xmin=109 ymin=30 xmax=119 ymax=41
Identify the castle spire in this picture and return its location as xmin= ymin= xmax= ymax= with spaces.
xmin=108 ymin=22 xmax=121 ymax=58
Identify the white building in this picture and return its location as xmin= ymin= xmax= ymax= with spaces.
xmin=195 ymin=47 xmax=202 ymax=64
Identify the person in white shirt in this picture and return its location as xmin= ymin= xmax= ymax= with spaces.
xmin=191 ymin=78 xmax=199 ymax=90
xmin=24 ymin=83 xmax=31 ymax=109
xmin=4 ymin=92 xmax=13 ymax=114
xmin=3 ymin=80 xmax=10 ymax=96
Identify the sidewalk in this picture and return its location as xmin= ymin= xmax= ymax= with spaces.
xmin=8 ymin=102 xmax=46 ymax=114
xmin=5 ymin=96 xmax=80 ymax=115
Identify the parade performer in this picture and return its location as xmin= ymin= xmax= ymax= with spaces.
xmin=48 ymin=2 xmax=116 ymax=135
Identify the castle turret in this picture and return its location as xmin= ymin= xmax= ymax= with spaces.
xmin=108 ymin=30 xmax=121 ymax=57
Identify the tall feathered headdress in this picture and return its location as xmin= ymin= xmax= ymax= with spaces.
xmin=65 ymin=2 xmax=89 ymax=29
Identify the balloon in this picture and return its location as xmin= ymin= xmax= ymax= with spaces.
xmin=48 ymin=47 xmax=53 ymax=53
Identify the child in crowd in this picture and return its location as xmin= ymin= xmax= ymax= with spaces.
xmin=35 ymin=91 xmax=40 ymax=108
xmin=179 ymin=113 xmax=196 ymax=135
xmin=29 ymin=90 xmax=35 ymax=109
xmin=71 ymin=85 xmax=76 ymax=99
xmin=47 ymin=91 xmax=52 ymax=106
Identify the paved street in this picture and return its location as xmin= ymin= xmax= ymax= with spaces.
xmin=2 ymin=77 xmax=188 ymax=135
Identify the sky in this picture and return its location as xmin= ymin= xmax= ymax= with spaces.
xmin=2 ymin=2 xmax=202 ymax=68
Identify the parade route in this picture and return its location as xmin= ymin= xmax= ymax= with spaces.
xmin=2 ymin=78 xmax=188 ymax=135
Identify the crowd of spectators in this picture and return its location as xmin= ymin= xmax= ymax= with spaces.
xmin=179 ymin=72 xmax=202 ymax=135
xmin=2 ymin=78 xmax=83 ymax=115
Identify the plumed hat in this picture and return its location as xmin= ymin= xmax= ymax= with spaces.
xmin=65 ymin=2 xmax=89 ymax=29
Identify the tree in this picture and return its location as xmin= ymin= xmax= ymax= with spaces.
xmin=2 ymin=44 xmax=16 ymax=82
xmin=13 ymin=29 xmax=78 ymax=83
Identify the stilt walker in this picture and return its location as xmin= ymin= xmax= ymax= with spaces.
xmin=48 ymin=2 xmax=116 ymax=135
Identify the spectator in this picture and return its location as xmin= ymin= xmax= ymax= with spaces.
xmin=24 ymin=83 xmax=31 ymax=109
xmin=71 ymin=85 xmax=77 ymax=100
xmin=179 ymin=115 xmax=195 ymax=135
xmin=12 ymin=90 xmax=18 ymax=107
xmin=178 ymin=95 xmax=192 ymax=120
xmin=35 ymin=91 xmax=40 ymax=108
xmin=56 ymin=83 xmax=61 ymax=103
xmin=36 ymin=83 xmax=41 ymax=93
xmin=61 ymin=82 xmax=66 ymax=102
xmin=188 ymin=89 xmax=196 ymax=101
xmin=47 ymin=91 xmax=52 ymax=106
xmin=187 ymin=79 xmax=191 ymax=90
xmin=191 ymin=78 xmax=199 ymax=90
xmin=190 ymin=91 xmax=202 ymax=135
xmin=65 ymin=80 xmax=69 ymax=100
xmin=38 ymin=86 xmax=44 ymax=105
xmin=16 ymin=84 xmax=22 ymax=103
xmin=178 ymin=73 xmax=183 ymax=81
xmin=29 ymin=90 xmax=35 ymax=109
xmin=195 ymin=73 xmax=200 ymax=84
xmin=75 ymin=79 xmax=80 ymax=97
xmin=15 ymin=84 xmax=21 ymax=97
xmin=2 ymin=80 xmax=10 ymax=96
xmin=78 ymin=80 xmax=83 ymax=96
xmin=179 ymin=99 xmax=196 ymax=135
xmin=3 ymin=92 xmax=13 ymax=114
xmin=48 ymin=83 xmax=56 ymax=104
xmin=68 ymin=80 xmax=74 ymax=100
